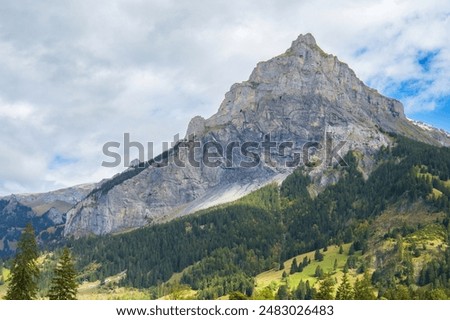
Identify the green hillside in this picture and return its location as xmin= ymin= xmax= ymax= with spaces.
xmin=256 ymin=244 xmax=354 ymax=290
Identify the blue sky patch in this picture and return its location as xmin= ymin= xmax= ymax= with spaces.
xmin=409 ymin=96 xmax=450 ymax=132
xmin=395 ymin=79 xmax=423 ymax=98
xmin=353 ymin=47 xmax=368 ymax=57
xmin=381 ymin=77 xmax=449 ymax=132
xmin=49 ymin=154 xmax=78 ymax=170
xmin=384 ymin=78 xmax=433 ymax=100
xmin=417 ymin=50 xmax=440 ymax=72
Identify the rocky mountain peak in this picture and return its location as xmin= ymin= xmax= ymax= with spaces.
xmin=201 ymin=32 xmax=407 ymax=140
xmin=287 ymin=33 xmax=324 ymax=58
xmin=292 ymin=33 xmax=317 ymax=47
xmin=65 ymin=34 xmax=450 ymax=238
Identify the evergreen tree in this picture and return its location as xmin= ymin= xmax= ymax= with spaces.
xmin=314 ymin=249 xmax=324 ymax=261
xmin=348 ymin=244 xmax=355 ymax=255
xmin=293 ymin=280 xmax=315 ymax=300
xmin=290 ymin=258 xmax=298 ymax=275
xmin=346 ymin=256 xmax=357 ymax=269
xmin=315 ymin=265 xmax=324 ymax=278
xmin=5 ymin=224 xmax=39 ymax=300
xmin=276 ymin=284 xmax=290 ymax=300
xmin=294 ymin=280 xmax=306 ymax=299
xmin=336 ymin=272 xmax=354 ymax=300
xmin=305 ymin=280 xmax=315 ymax=300
xmin=343 ymin=263 xmax=349 ymax=273
xmin=333 ymin=259 xmax=338 ymax=271
xmin=315 ymin=275 xmax=335 ymax=300
xmin=339 ymin=245 xmax=344 ymax=254
xmin=353 ymin=272 xmax=376 ymax=300
xmin=48 ymin=247 xmax=78 ymax=300
xmin=302 ymin=256 xmax=309 ymax=267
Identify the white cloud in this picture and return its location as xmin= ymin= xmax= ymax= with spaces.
xmin=0 ymin=100 xmax=35 ymax=120
xmin=0 ymin=0 xmax=449 ymax=195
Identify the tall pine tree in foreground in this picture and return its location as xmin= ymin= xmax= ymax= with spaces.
xmin=314 ymin=275 xmax=335 ymax=300
xmin=335 ymin=271 xmax=354 ymax=300
xmin=354 ymin=272 xmax=376 ymax=300
xmin=5 ymin=223 xmax=39 ymax=300
xmin=48 ymin=247 xmax=78 ymax=300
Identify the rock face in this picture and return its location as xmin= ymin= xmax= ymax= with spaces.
xmin=64 ymin=34 xmax=450 ymax=238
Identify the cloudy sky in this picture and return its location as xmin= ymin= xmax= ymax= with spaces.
xmin=1 ymin=0 xmax=449 ymax=195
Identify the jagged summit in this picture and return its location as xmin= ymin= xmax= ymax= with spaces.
xmin=198 ymin=32 xmax=407 ymax=140
xmin=290 ymin=33 xmax=318 ymax=52
xmin=64 ymin=34 xmax=450 ymax=238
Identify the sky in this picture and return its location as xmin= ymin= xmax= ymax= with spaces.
xmin=0 ymin=0 xmax=449 ymax=195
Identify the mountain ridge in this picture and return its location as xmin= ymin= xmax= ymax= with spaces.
xmin=58 ymin=34 xmax=450 ymax=237
xmin=0 ymin=183 xmax=93 ymax=257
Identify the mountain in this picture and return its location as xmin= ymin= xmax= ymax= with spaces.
xmin=2 ymin=33 xmax=450 ymax=300
xmin=64 ymin=33 xmax=450 ymax=238
xmin=0 ymin=184 xmax=93 ymax=257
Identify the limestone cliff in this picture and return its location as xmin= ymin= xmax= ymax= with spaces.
xmin=64 ymin=34 xmax=450 ymax=238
